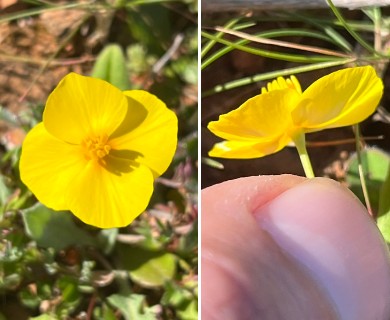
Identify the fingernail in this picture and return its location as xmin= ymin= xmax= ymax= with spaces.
xmin=254 ymin=177 xmax=390 ymax=319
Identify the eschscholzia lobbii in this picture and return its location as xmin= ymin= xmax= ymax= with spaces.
xmin=208 ymin=66 xmax=383 ymax=177
xmin=20 ymin=73 xmax=178 ymax=229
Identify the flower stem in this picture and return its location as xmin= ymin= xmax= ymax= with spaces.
xmin=353 ymin=124 xmax=373 ymax=217
xmin=293 ymin=132 xmax=315 ymax=178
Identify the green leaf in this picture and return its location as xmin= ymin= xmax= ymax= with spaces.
xmin=107 ymin=294 xmax=155 ymax=320
xmin=178 ymin=219 xmax=198 ymax=256
xmin=171 ymin=57 xmax=198 ymax=85
xmin=379 ymin=163 xmax=390 ymax=216
xmin=99 ymin=304 xmax=117 ymax=320
xmin=98 ymin=228 xmax=119 ymax=255
xmin=177 ymin=299 xmax=198 ymax=320
xmin=323 ymin=26 xmax=352 ymax=52
xmin=202 ymin=157 xmax=224 ymax=170
xmin=21 ymin=203 xmax=95 ymax=250
xmin=126 ymin=44 xmax=156 ymax=74
xmin=118 ymin=244 xmax=177 ymax=288
xmin=0 ymin=174 xmax=11 ymax=207
xmin=0 ymin=106 xmax=19 ymax=126
xmin=346 ymin=148 xmax=390 ymax=214
xmin=29 ymin=315 xmax=57 ymax=320
xmin=377 ymin=162 xmax=390 ymax=242
xmin=91 ymin=44 xmax=131 ymax=91
xmin=0 ymin=273 xmax=21 ymax=290
xmin=19 ymin=287 xmax=41 ymax=309
xmin=126 ymin=5 xmax=171 ymax=54
xmin=57 ymin=275 xmax=80 ymax=303
xmin=19 ymin=282 xmax=52 ymax=309
xmin=161 ymin=281 xmax=198 ymax=320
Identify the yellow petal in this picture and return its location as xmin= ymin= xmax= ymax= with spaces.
xmin=261 ymin=76 xmax=302 ymax=94
xmin=66 ymin=157 xmax=154 ymax=228
xmin=209 ymin=135 xmax=291 ymax=159
xmin=19 ymin=123 xmax=87 ymax=210
xmin=43 ymin=73 xmax=127 ymax=144
xmin=208 ymin=89 xmax=300 ymax=141
xmin=110 ymin=90 xmax=178 ymax=177
xmin=292 ymin=66 xmax=383 ymax=130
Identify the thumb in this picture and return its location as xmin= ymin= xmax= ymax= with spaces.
xmin=201 ymin=175 xmax=390 ymax=320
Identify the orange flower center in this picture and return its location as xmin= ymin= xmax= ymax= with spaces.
xmin=83 ymin=134 xmax=111 ymax=160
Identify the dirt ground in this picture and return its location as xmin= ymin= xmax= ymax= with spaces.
xmin=0 ymin=2 xmax=198 ymax=319
xmin=1 ymin=5 xmax=101 ymax=105
xmin=0 ymin=2 xmax=98 ymax=151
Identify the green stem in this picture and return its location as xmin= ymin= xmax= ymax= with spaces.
xmin=201 ymin=17 xmax=240 ymax=59
xmin=353 ymin=124 xmax=373 ymax=217
xmin=293 ymin=132 xmax=315 ymax=178
xmin=326 ymin=0 xmax=385 ymax=57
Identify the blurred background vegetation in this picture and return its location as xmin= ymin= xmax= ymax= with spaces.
xmin=202 ymin=3 xmax=390 ymax=240
xmin=0 ymin=0 xmax=197 ymax=319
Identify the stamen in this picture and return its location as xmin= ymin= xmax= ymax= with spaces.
xmin=83 ymin=134 xmax=111 ymax=160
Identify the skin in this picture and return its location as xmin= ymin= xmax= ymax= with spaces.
xmin=202 ymin=175 xmax=390 ymax=320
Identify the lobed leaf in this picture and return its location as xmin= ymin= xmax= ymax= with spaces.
xmin=21 ymin=203 xmax=95 ymax=250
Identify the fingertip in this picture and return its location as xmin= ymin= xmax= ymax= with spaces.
xmin=254 ymin=177 xmax=390 ymax=319
xmin=202 ymin=174 xmax=305 ymax=218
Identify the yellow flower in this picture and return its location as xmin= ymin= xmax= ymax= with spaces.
xmin=20 ymin=73 xmax=178 ymax=228
xmin=208 ymin=66 xmax=383 ymax=160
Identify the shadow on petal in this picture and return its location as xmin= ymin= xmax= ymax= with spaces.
xmin=110 ymin=96 xmax=148 ymax=139
xmin=109 ymin=149 xmax=143 ymax=160
xmin=100 ymin=149 xmax=143 ymax=176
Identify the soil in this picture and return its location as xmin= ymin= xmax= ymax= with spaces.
xmin=0 ymin=7 xmax=96 ymax=110
xmin=0 ymin=3 xmax=198 ymax=318
xmin=0 ymin=3 xmax=103 ymax=151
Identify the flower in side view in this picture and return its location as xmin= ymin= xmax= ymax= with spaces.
xmin=208 ymin=66 xmax=383 ymax=176
xmin=20 ymin=73 xmax=178 ymax=228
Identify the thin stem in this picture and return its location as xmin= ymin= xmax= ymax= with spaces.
xmin=203 ymin=57 xmax=356 ymax=96
xmin=214 ymin=26 xmax=350 ymax=58
xmin=326 ymin=0 xmax=385 ymax=57
xmin=353 ymin=124 xmax=373 ymax=217
xmin=293 ymin=132 xmax=315 ymax=178
xmin=201 ymin=31 xmax=341 ymax=64
xmin=201 ymin=17 xmax=240 ymax=58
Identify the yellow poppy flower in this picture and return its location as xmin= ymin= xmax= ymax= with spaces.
xmin=20 ymin=73 xmax=178 ymax=229
xmin=208 ymin=66 xmax=383 ymax=161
